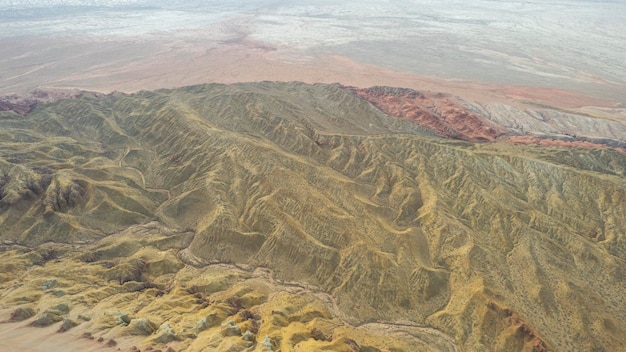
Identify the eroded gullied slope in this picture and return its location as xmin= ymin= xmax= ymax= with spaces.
xmin=343 ymin=86 xmax=507 ymax=141
xmin=133 ymin=84 xmax=626 ymax=351
xmin=343 ymin=84 xmax=626 ymax=152
xmin=1 ymin=82 xmax=625 ymax=352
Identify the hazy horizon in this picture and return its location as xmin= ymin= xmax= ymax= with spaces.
xmin=1 ymin=0 xmax=625 ymax=101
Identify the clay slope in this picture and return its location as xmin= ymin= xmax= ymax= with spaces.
xmin=342 ymin=86 xmax=507 ymax=141
xmin=344 ymin=85 xmax=626 ymax=152
xmin=1 ymin=82 xmax=625 ymax=352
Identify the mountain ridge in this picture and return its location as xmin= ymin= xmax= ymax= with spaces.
xmin=1 ymin=81 xmax=624 ymax=351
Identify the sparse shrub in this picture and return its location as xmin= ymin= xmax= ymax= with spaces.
xmin=345 ymin=338 xmax=360 ymax=351
xmin=105 ymin=259 xmax=145 ymax=284
xmin=58 ymin=318 xmax=79 ymax=332
xmin=310 ymin=328 xmax=330 ymax=342
xmin=226 ymin=296 xmax=242 ymax=314
xmin=0 ymin=173 xmax=9 ymax=200
xmin=9 ymin=307 xmax=35 ymax=322
xmin=239 ymin=309 xmax=260 ymax=322
xmin=79 ymin=252 xmax=97 ymax=263
xmin=29 ymin=310 xmax=64 ymax=327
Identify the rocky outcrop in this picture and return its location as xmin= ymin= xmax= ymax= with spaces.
xmin=30 ymin=310 xmax=64 ymax=327
xmin=0 ymin=89 xmax=104 ymax=116
xmin=342 ymin=85 xmax=626 ymax=153
xmin=127 ymin=318 xmax=158 ymax=336
xmin=342 ymin=85 xmax=506 ymax=141
xmin=0 ymin=99 xmax=37 ymax=116
xmin=0 ymin=165 xmax=52 ymax=205
xmin=42 ymin=174 xmax=86 ymax=213
xmin=8 ymin=306 xmax=36 ymax=322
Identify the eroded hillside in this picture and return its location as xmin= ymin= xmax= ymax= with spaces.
xmin=1 ymin=82 xmax=625 ymax=352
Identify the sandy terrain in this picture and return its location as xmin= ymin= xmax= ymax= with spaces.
xmin=1 ymin=34 xmax=621 ymax=117
xmin=0 ymin=313 xmax=116 ymax=352
xmin=1 ymin=0 xmax=625 ymax=110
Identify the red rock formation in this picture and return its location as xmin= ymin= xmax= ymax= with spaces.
xmin=342 ymin=85 xmax=507 ymax=141
xmin=344 ymin=85 xmax=626 ymax=154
